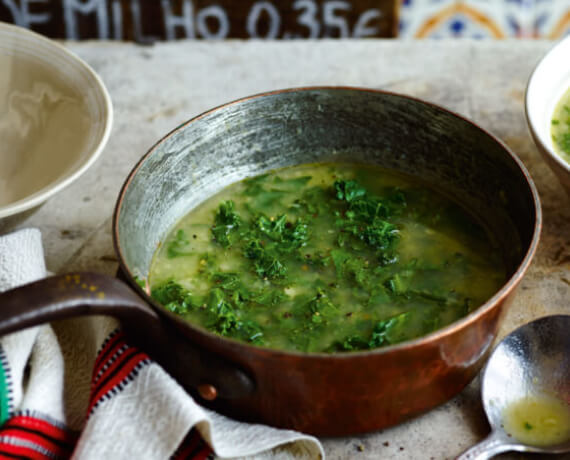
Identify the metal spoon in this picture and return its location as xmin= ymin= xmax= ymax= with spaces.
xmin=457 ymin=315 xmax=570 ymax=460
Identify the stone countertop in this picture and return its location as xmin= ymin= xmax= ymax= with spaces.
xmin=15 ymin=40 xmax=570 ymax=459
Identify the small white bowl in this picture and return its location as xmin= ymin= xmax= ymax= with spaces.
xmin=0 ymin=22 xmax=112 ymax=226
xmin=525 ymin=36 xmax=570 ymax=195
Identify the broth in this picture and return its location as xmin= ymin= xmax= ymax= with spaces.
xmin=503 ymin=394 xmax=570 ymax=447
xmin=148 ymin=163 xmax=506 ymax=353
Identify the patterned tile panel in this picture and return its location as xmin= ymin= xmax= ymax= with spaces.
xmin=399 ymin=0 xmax=570 ymax=39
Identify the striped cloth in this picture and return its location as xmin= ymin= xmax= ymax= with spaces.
xmin=0 ymin=229 xmax=323 ymax=460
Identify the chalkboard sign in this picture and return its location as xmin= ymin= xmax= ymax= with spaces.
xmin=0 ymin=0 xmax=399 ymax=41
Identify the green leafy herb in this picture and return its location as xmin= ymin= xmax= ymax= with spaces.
xmin=368 ymin=313 xmax=410 ymax=347
xmin=255 ymin=214 xmax=287 ymax=240
xmin=208 ymin=288 xmax=236 ymax=333
xmin=333 ymin=179 xmax=401 ymax=251
xmin=336 ymin=335 xmax=369 ymax=351
xmin=251 ymin=289 xmax=289 ymax=306
xmin=361 ymin=220 xmax=399 ymax=250
xmin=244 ymin=239 xmax=286 ymax=279
xmin=211 ymin=201 xmax=241 ymax=248
xmin=242 ymin=175 xmax=312 ymax=209
xmin=242 ymin=174 xmax=269 ymax=196
xmin=332 ymin=312 xmax=411 ymax=351
xmin=306 ymin=288 xmax=338 ymax=323
xmin=206 ymin=288 xmax=264 ymax=344
xmin=334 ymin=180 xmax=367 ymax=202
xmin=384 ymin=276 xmax=400 ymax=295
xmin=241 ymin=213 xmax=309 ymax=279
xmin=166 ymin=229 xmax=193 ymax=258
xmin=151 ymin=280 xmax=195 ymax=315
xmin=254 ymin=214 xmax=309 ymax=249
xmin=210 ymin=272 xmax=241 ymax=290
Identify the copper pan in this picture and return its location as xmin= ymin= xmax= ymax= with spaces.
xmin=0 ymin=88 xmax=541 ymax=436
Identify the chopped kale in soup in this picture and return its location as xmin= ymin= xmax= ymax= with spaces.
xmin=149 ymin=163 xmax=505 ymax=353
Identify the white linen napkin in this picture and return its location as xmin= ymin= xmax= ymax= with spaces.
xmin=0 ymin=228 xmax=324 ymax=460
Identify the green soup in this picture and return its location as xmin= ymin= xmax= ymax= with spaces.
xmin=551 ymin=87 xmax=570 ymax=163
xmin=148 ymin=163 xmax=505 ymax=353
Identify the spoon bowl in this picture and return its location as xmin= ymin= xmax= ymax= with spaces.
xmin=458 ymin=315 xmax=570 ymax=459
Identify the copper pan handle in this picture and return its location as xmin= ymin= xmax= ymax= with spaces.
xmin=0 ymin=272 xmax=254 ymax=400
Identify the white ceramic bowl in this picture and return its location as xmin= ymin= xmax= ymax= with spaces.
xmin=525 ymin=36 xmax=570 ymax=195
xmin=0 ymin=22 xmax=112 ymax=225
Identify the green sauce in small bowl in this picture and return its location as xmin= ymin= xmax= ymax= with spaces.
xmin=551 ymin=87 xmax=570 ymax=164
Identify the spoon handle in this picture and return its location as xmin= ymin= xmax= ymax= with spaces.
xmin=456 ymin=432 xmax=513 ymax=460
